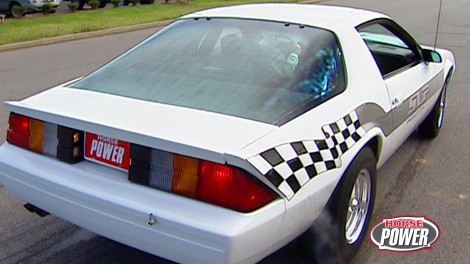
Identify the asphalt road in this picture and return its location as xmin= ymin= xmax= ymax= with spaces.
xmin=0 ymin=0 xmax=469 ymax=263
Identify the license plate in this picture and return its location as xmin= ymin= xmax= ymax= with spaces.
xmin=84 ymin=132 xmax=130 ymax=171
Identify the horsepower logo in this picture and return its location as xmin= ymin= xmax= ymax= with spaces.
xmin=369 ymin=216 xmax=440 ymax=252
xmin=85 ymin=133 xmax=130 ymax=170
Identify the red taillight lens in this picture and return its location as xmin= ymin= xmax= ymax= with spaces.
xmin=9 ymin=113 xmax=29 ymax=134
xmin=7 ymin=113 xmax=30 ymax=148
xmin=197 ymin=161 xmax=277 ymax=212
xmin=6 ymin=112 xmax=83 ymax=163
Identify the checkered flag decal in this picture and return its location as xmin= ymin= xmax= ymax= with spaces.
xmin=248 ymin=111 xmax=366 ymax=199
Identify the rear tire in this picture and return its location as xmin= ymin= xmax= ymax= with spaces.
xmin=302 ymin=147 xmax=377 ymax=263
xmin=418 ymin=72 xmax=451 ymax=139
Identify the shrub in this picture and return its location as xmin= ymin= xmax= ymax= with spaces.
xmin=41 ymin=1 xmax=54 ymax=14
xmin=67 ymin=2 xmax=78 ymax=12
xmin=110 ymin=0 xmax=120 ymax=7
xmin=130 ymin=0 xmax=139 ymax=5
xmin=89 ymin=0 xmax=100 ymax=9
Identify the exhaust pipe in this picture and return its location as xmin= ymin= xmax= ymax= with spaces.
xmin=23 ymin=203 xmax=49 ymax=217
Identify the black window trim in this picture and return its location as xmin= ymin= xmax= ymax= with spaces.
xmin=356 ymin=18 xmax=424 ymax=79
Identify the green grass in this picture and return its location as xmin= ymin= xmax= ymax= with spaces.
xmin=0 ymin=0 xmax=298 ymax=45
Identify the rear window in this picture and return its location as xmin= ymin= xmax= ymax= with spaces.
xmin=70 ymin=18 xmax=345 ymax=125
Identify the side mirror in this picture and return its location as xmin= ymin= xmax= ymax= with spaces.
xmin=422 ymin=49 xmax=442 ymax=63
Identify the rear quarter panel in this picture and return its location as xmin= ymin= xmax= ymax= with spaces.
xmin=240 ymin=26 xmax=393 ymax=235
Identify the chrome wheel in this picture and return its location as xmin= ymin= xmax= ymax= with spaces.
xmin=345 ymin=168 xmax=372 ymax=244
xmin=418 ymin=71 xmax=452 ymax=139
xmin=437 ymin=85 xmax=447 ymax=128
xmin=305 ymin=148 xmax=376 ymax=261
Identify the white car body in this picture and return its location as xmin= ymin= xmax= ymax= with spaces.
xmin=0 ymin=3 xmax=455 ymax=264
xmin=30 ymin=0 xmax=61 ymax=9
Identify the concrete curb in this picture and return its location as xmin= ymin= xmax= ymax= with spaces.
xmin=0 ymin=20 xmax=173 ymax=52
xmin=0 ymin=0 xmax=326 ymax=52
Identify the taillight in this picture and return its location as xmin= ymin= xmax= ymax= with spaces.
xmin=197 ymin=160 xmax=277 ymax=212
xmin=129 ymin=144 xmax=277 ymax=212
xmin=7 ymin=113 xmax=29 ymax=148
xmin=6 ymin=113 xmax=83 ymax=163
xmin=57 ymin=126 xmax=84 ymax=163
xmin=172 ymin=154 xmax=199 ymax=197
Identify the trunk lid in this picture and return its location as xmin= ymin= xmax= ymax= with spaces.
xmin=6 ymin=85 xmax=277 ymax=164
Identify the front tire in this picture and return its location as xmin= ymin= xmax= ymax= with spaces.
xmin=418 ymin=71 xmax=451 ymax=139
xmin=9 ymin=2 xmax=23 ymax=18
xmin=303 ymin=147 xmax=377 ymax=263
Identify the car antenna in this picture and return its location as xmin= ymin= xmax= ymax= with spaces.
xmin=434 ymin=0 xmax=444 ymax=50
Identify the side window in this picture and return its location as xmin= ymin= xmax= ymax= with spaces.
xmin=358 ymin=22 xmax=421 ymax=77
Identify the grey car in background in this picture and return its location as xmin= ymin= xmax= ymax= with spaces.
xmin=0 ymin=0 xmax=61 ymax=17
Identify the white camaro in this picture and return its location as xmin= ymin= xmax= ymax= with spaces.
xmin=0 ymin=3 xmax=455 ymax=264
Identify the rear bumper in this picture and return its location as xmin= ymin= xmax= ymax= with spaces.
xmin=0 ymin=143 xmax=287 ymax=264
